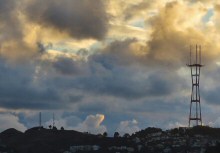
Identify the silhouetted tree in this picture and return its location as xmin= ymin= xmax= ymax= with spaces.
xmin=61 ymin=127 xmax=64 ymax=130
xmin=52 ymin=126 xmax=57 ymax=130
xmin=49 ymin=125 xmax=52 ymax=129
xmin=123 ymin=133 xmax=130 ymax=138
xmin=97 ymin=133 xmax=102 ymax=138
xmin=114 ymin=132 xmax=120 ymax=138
xmin=171 ymin=128 xmax=179 ymax=135
xmin=103 ymin=132 xmax=107 ymax=137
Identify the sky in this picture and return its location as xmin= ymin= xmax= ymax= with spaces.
xmin=1 ymin=0 xmax=220 ymax=135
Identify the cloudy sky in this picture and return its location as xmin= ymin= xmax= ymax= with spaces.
xmin=1 ymin=0 xmax=220 ymax=135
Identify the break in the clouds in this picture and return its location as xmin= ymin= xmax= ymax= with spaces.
xmin=1 ymin=0 xmax=220 ymax=134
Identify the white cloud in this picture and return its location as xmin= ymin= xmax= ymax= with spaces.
xmin=44 ymin=114 xmax=81 ymax=130
xmin=209 ymin=117 xmax=220 ymax=127
xmin=116 ymin=119 xmax=140 ymax=135
xmin=74 ymin=114 xmax=107 ymax=134
xmin=0 ymin=113 xmax=26 ymax=132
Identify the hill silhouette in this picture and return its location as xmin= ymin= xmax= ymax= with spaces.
xmin=0 ymin=127 xmax=132 ymax=153
xmin=1 ymin=126 xmax=220 ymax=153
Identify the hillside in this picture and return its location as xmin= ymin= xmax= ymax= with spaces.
xmin=0 ymin=127 xmax=131 ymax=153
xmin=0 ymin=126 xmax=220 ymax=153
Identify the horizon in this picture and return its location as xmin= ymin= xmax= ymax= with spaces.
xmin=1 ymin=0 xmax=220 ymax=136
xmin=1 ymin=123 xmax=215 ymax=137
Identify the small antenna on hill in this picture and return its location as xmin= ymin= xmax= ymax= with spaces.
xmin=53 ymin=113 xmax=55 ymax=128
xmin=38 ymin=112 xmax=42 ymax=130
xmin=39 ymin=112 xmax=41 ymax=127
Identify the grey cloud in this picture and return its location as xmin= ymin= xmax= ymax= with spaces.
xmin=26 ymin=35 xmax=189 ymax=115
xmin=37 ymin=42 xmax=53 ymax=54
xmin=129 ymin=98 xmax=188 ymax=114
xmin=78 ymin=101 xmax=108 ymax=114
xmin=0 ymin=0 xmax=39 ymax=61
xmin=48 ymin=39 xmax=185 ymax=100
xmin=73 ymin=71 xmax=175 ymax=99
xmin=77 ymin=39 xmax=185 ymax=99
xmin=0 ymin=0 xmax=21 ymax=39
xmin=25 ymin=0 xmax=108 ymax=40
xmin=0 ymin=59 xmax=82 ymax=110
xmin=202 ymin=68 xmax=220 ymax=105
xmin=76 ymin=49 xmax=89 ymax=57
xmin=203 ymin=88 xmax=220 ymax=105
xmin=91 ymin=39 xmax=139 ymax=67
xmin=53 ymin=57 xmax=88 ymax=75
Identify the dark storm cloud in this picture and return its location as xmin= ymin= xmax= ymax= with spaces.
xmin=129 ymin=98 xmax=188 ymax=114
xmin=201 ymin=65 xmax=220 ymax=105
xmin=0 ymin=32 xmax=187 ymax=111
xmin=84 ymin=39 xmax=184 ymax=99
xmin=48 ymin=39 xmax=185 ymax=100
xmin=0 ymin=0 xmax=21 ymax=38
xmin=203 ymin=88 xmax=220 ymax=105
xmin=78 ymin=102 xmax=108 ymax=113
xmin=0 ymin=0 xmax=108 ymax=61
xmin=72 ymin=70 xmax=176 ymax=99
xmin=91 ymin=39 xmax=139 ymax=67
xmin=53 ymin=57 xmax=87 ymax=75
xmin=0 ymin=0 xmax=198 ymax=112
xmin=0 ymin=0 xmax=39 ymax=61
xmin=25 ymin=0 xmax=108 ymax=40
xmin=0 ymin=59 xmax=82 ymax=110
xmin=0 ymin=84 xmax=67 ymax=110
xmin=37 ymin=42 xmax=53 ymax=54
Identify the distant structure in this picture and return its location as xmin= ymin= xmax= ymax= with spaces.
xmin=187 ymin=45 xmax=204 ymax=127
xmin=38 ymin=112 xmax=43 ymax=130
xmin=39 ymin=112 xmax=42 ymax=127
xmin=53 ymin=113 xmax=55 ymax=128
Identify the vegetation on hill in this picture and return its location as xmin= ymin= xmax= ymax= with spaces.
xmin=0 ymin=126 xmax=220 ymax=153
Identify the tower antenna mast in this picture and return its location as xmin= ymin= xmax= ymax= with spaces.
xmin=187 ymin=44 xmax=204 ymax=127
xmin=53 ymin=113 xmax=55 ymax=128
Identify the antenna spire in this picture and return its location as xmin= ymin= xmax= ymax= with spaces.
xmin=39 ymin=112 xmax=41 ymax=127
xmin=53 ymin=113 xmax=55 ymax=128
xmin=187 ymin=44 xmax=204 ymax=127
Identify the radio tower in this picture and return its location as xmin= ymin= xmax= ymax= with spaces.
xmin=38 ymin=112 xmax=42 ymax=130
xmin=187 ymin=45 xmax=204 ymax=127
xmin=53 ymin=113 xmax=55 ymax=128
xmin=39 ymin=112 xmax=41 ymax=127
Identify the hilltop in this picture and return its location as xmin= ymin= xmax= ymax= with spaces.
xmin=0 ymin=126 xmax=220 ymax=153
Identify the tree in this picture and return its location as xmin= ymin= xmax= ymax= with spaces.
xmin=103 ymin=132 xmax=108 ymax=137
xmin=123 ymin=133 xmax=130 ymax=138
xmin=61 ymin=127 xmax=64 ymax=130
xmin=114 ymin=132 xmax=120 ymax=138
xmin=52 ymin=126 xmax=57 ymax=130
xmin=49 ymin=125 xmax=52 ymax=129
